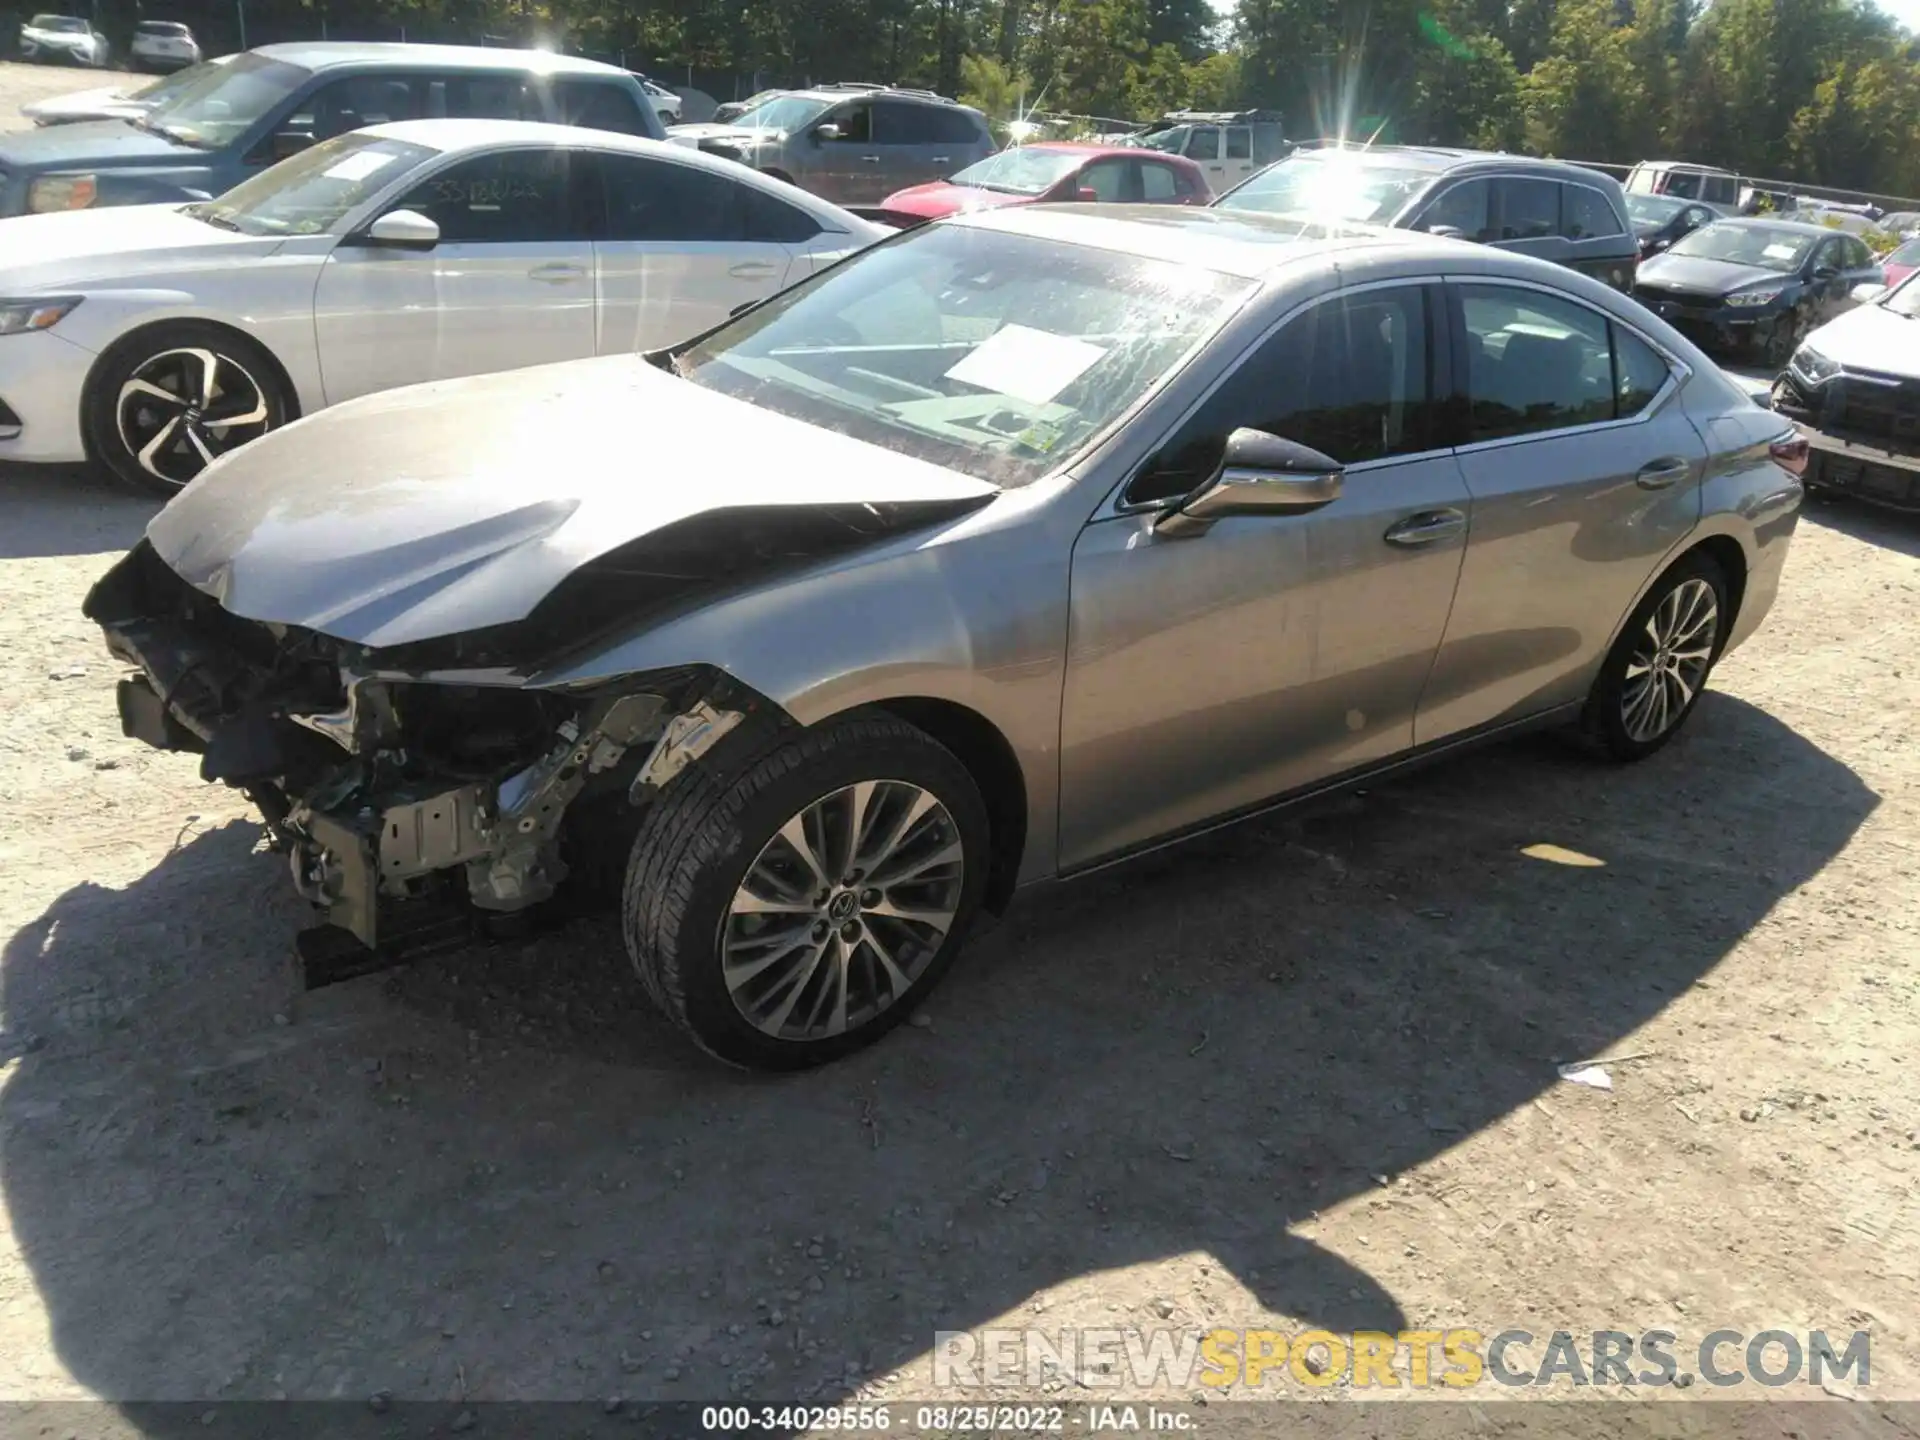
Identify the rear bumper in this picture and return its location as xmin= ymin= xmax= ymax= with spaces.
xmin=1792 ymin=423 xmax=1920 ymax=510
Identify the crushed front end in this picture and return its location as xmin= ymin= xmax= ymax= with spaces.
xmin=1771 ymin=357 xmax=1920 ymax=513
xmin=84 ymin=541 xmax=759 ymax=986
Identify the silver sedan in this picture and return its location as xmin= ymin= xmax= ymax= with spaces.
xmin=88 ymin=206 xmax=1808 ymax=1069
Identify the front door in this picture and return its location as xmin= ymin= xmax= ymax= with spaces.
xmin=815 ymin=99 xmax=887 ymax=203
xmin=587 ymin=150 xmax=799 ymax=353
xmin=1183 ymin=124 xmax=1226 ymax=194
xmin=312 ymin=146 xmax=596 ymax=405
xmin=1416 ymin=280 xmax=1705 ymax=743
xmin=1057 ymin=282 xmax=1473 ymax=869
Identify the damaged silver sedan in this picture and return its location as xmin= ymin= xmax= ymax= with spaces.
xmin=88 ymin=206 xmax=1807 ymax=1069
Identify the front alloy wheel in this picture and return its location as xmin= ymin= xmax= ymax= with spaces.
xmin=623 ymin=712 xmax=989 ymax=1069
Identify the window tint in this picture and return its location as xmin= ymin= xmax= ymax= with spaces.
xmin=1613 ymin=324 xmax=1671 ymax=416
xmin=827 ymin=102 xmax=873 ymax=143
xmin=742 ymin=186 xmax=822 ymax=243
xmin=876 ymin=100 xmax=940 ymax=143
xmin=1186 ymin=126 xmax=1219 ymax=161
xmin=1847 ymin=236 xmax=1874 ymax=268
xmin=1497 ymin=177 xmax=1559 ymax=240
xmin=1664 ymin=172 xmax=1702 ymax=199
xmin=1140 ymin=162 xmax=1181 ymax=202
xmin=598 ymin=154 xmax=740 ymax=241
xmin=291 ymin=74 xmax=432 ymax=138
xmin=395 ymin=149 xmax=574 ymax=244
xmin=927 ymin=107 xmax=985 ymax=144
xmin=1420 ymin=179 xmax=1492 ymax=240
xmin=1563 ymin=184 xmax=1623 ymax=240
xmin=1225 ymin=127 xmax=1251 ymax=160
xmin=552 ymin=80 xmax=648 ymax=134
xmin=1080 ymin=159 xmax=1129 ymax=202
xmin=1461 ymin=285 xmax=1618 ymax=441
xmin=1129 ymin=285 xmax=1433 ymax=502
xmin=1707 ymin=175 xmax=1738 ymax=205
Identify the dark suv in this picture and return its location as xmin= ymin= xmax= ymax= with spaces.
xmin=1213 ymin=145 xmax=1640 ymax=291
xmin=669 ymin=83 xmax=995 ymax=204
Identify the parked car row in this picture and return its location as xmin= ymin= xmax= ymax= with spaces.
xmin=15 ymin=13 xmax=204 ymax=68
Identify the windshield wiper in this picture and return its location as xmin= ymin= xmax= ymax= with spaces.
xmin=131 ymin=113 xmax=208 ymax=148
xmin=185 ymin=203 xmax=243 ymax=232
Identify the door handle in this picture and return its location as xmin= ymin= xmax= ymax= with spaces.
xmin=1383 ymin=508 xmax=1467 ymax=546
xmin=931 ymin=155 xmax=951 ymax=164
xmin=728 ymin=261 xmax=778 ymax=279
xmin=528 ymin=262 xmax=585 ymax=284
xmin=860 ymin=154 xmax=881 ymax=163
xmin=1635 ymin=457 xmax=1692 ymax=490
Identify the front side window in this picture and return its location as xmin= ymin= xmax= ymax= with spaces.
xmin=1220 ymin=152 xmax=1437 ymax=225
xmin=1461 ymin=285 xmax=1623 ymax=441
xmin=826 ymin=102 xmax=874 ymax=144
xmin=394 ymin=149 xmax=575 ymax=244
xmin=1185 ymin=126 xmax=1220 ymax=160
xmin=677 ymin=225 xmax=1255 ymax=488
xmin=1140 ymin=162 xmax=1182 ymax=202
xmin=1079 ymin=159 xmax=1130 ymax=202
xmin=1131 ymin=285 xmax=1434 ymax=503
xmin=1419 ymin=178 xmax=1492 ymax=240
xmin=193 ymin=131 xmax=432 ymax=235
xmin=1497 ymin=177 xmax=1559 ymax=240
xmin=1225 ymin=127 xmax=1251 ymax=160
xmin=1564 ymin=185 xmax=1624 ymax=241
xmin=1663 ymin=171 xmax=1703 ymax=199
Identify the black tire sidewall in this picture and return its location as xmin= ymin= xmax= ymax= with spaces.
xmin=626 ymin=717 xmax=990 ymax=1070
xmin=84 ymin=322 xmax=290 ymax=496
xmin=1585 ymin=553 xmax=1730 ymax=761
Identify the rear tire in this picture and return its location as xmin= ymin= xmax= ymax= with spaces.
xmin=1762 ymin=306 xmax=1808 ymax=368
xmin=1582 ymin=552 xmax=1730 ymax=761
xmin=83 ymin=322 xmax=292 ymax=497
xmin=622 ymin=712 xmax=989 ymax=1070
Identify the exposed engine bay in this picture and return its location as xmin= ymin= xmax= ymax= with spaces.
xmin=83 ymin=540 xmax=768 ymax=985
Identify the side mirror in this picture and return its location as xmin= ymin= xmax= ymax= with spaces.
xmin=1153 ymin=428 xmax=1343 ymax=538
xmin=1075 ymin=186 xmax=1099 ymax=202
xmin=813 ymin=122 xmax=842 ymax=143
xmin=272 ymin=129 xmax=314 ymax=161
xmin=359 ymin=209 xmax=440 ymax=251
xmin=1851 ymin=282 xmax=1887 ymax=304
xmin=1813 ymin=264 xmax=1839 ymax=281
xmin=1425 ymin=223 xmax=1466 ymax=240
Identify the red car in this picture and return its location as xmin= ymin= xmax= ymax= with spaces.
xmin=1882 ymin=237 xmax=1920 ymax=288
xmin=878 ymin=142 xmax=1209 ymax=224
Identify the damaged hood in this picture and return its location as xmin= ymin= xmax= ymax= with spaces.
xmin=146 ymin=355 xmax=998 ymax=650
xmin=1803 ymin=299 xmax=1920 ymax=376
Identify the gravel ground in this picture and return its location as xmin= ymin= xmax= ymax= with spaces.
xmin=1 ymin=59 xmax=1917 ymax=1423
xmin=0 ymin=60 xmax=148 ymax=134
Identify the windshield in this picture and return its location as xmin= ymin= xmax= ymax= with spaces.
xmin=1886 ymin=238 xmax=1920 ymax=267
xmin=1668 ymin=224 xmax=1814 ymax=273
xmin=131 ymin=57 xmax=221 ymax=102
xmin=192 ymin=132 xmax=432 ymax=235
xmin=1626 ymin=194 xmax=1686 ymax=226
xmin=145 ymin=52 xmax=310 ymax=148
xmin=948 ymin=148 xmax=1083 ymax=196
xmin=728 ymin=94 xmax=831 ymax=132
xmin=29 ymin=14 xmax=87 ymax=30
xmin=1136 ymin=126 xmax=1188 ymax=155
xmin=1215 ymin=152 xmax=1433 ymax=224
xmin=138 ymin=21 xmax=188 ymax=34
xmin=676 ymin=226 xmax=1254 ymax=488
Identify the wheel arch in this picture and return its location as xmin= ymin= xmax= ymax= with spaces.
xmin=861 ymin=696 xmax=1029 ymax=916
xmin=78 ymin=315 xmax=304 ymax=459
xmin=1599 ymin=529 xmax=1752 ymax=669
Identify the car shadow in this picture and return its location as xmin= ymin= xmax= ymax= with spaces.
xmin=0 ymin=693 xmax=1876 ymax=1410
xmin=1803 ymin=488 xmax=1920 ymax=556
xmin=0 ymin=462 xmax=155 ymax=561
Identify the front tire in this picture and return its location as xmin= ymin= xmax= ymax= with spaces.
xmin=1762 ymin=306 xmax=1807 ymax=368
xmin=83 ymin=322 xmax=291 ymax=497
xmin=622 ymin=712 xmax=989 ymax=1070
xmin=1582 ymin=553 xmax=1729 ymax=761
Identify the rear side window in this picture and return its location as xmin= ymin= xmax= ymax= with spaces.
xmin=1706 ymin=175 xmax=1739 ymax=205
xmin=877 ymin=101 xmax=942 ymax=143
xmin=927 ymin=107 xmax=986 ymax=145
xmin=1563 ymin=184 xmax=1623 ymax=241
xmin=1664 ymin=171 xmax=1702 ymax=199
xmin=1497 ymin=177 xmax=1559 ymax=240
xmin=552 ymin=80 xmax=649 ymax=135
xmin=1461 ymin=285 xmax=1629 ymax=440
xmin=1613 ymin=324 xmax=1671 ymax=416
xmin=742 ymin=187 xmax=822 ymax=243
xmin=598 ymin=154 xmax=740 ymax=241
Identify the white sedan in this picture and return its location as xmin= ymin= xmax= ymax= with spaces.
xmin=0 ymin=118 xmax=885 ymax=493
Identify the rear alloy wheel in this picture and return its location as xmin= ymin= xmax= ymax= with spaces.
xmin=1582 ymin=553 xmax=1729 ymax=761
xmin=85 ymin=324 xmax=290 ymax=496
xmin=622 ymin=713 xmax=988 ymax=1070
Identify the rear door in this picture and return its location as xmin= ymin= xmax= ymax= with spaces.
xmin=873 ymin=99 xmax=947 ymax=192
xmin=1417 ymin=281 xmax=1703 ymax=743
xmin=1490 ymin=175 xmax=1572 ymax=269
xmin=588 ymin=151 xmax=799 ymax=353
xmin=1560 ymin=179 xmax=1634 ymax=289
xmin=312 ymin=146 xmax=597 ymax=405
xmin=1222 ymin=125 xmax=1256 ymax=189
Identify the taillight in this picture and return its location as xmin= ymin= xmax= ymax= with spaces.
xmin=1769 ymin=432 xmax=1810 ymax=477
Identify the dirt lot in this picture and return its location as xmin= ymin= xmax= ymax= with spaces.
xmin=0 ymin=59 xmax=148 ymax=134
xmin=1 ymin=59 xmax=1918 ymax=1424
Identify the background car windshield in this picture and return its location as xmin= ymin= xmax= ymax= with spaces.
xmin=1136 ymin=127 xmax=1188 ymax=154
xmin=1216 ymin=154 xmax=1432 ymax=223
xmin=1886 ymin=238 xmax=1920 ymax=267
xmin=138 ymin=21 xmax=189 ymax=34
xmin=30 ymin=14 xmax=87 ymax=29
xmin=1669 ymin=224 xmax=1812 ymax=272
xmin=1884 ymin=273 xmax=1920 ymax=318
xmin=146 ymin=53 xmax=310 ymax=147
xmin=1627 ymin=195 xmax=1686 ymax=225
xmin=677 ymin=225 xmax=1254 ymax=487
xmin=949 ymin=148 xmax=1082 ymax=195
xmin=196 ymin=132 xmax=432 ymax=235
xmin=730 ymin=94 xmax=829 ymax=131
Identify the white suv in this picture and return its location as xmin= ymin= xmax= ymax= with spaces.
xmin=18 ymin=13 xmax=110 ymax=66
xmin=129 ymin=20 xmax=202 ymax=70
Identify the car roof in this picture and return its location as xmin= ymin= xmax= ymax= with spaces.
xmin=950 ymin=203 xmax=1460 ymax=280
xmin=1017 ymin=141 xmax=1197 ymax=160
xmin=251 ymin=41 xmax=630 ymax=77
xmin=783 ymin=85 xmax=980 ymax=113
xmin=1294 ymin=144 xmax=1623 ymax=186
xmin=1710 ymin=216 xmax=1845 ymax=238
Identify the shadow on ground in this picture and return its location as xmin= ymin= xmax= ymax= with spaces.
xmin=0 ymin=463 xmax=155 ymax=561
xmin=0 ymin=694 xmax=1876 ymax=1412
xmin=1803 ymin=489 xmax=1920 ymax=557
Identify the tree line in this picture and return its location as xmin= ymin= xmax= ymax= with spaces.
xmin=65 ymin=0 xmax=1920 ymax=199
